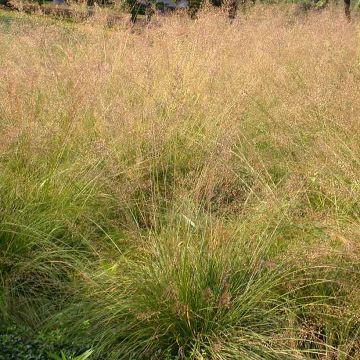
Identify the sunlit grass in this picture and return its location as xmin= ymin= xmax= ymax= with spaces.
xmin=0 ymin=5 xmax=360 ymax=359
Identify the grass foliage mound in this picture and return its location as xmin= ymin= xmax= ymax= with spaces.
xmin=0 ymin=6 xmax=360 ymax=359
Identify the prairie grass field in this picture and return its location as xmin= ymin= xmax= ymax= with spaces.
xmin=1 ymin=5 xmax=360 ymax=359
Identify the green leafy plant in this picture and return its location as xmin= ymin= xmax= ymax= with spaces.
xmin=49 ymin=349 xmax=93 ymax=360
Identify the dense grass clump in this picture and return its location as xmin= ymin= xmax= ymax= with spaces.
xmin=1 ymin=5 xmax=360 ymax=359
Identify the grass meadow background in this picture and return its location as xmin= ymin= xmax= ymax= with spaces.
xmin=1 ymin=5 xmax=360 ymax=359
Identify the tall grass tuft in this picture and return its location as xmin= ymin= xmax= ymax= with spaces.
xmin=0 ymin=5 xmax=360 ymax=359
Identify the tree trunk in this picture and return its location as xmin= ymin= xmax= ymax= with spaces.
xmin=344 ymin=0 xmax=350 ymax=21
xmin=228 ymin=0 xmax=238 ymax=21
